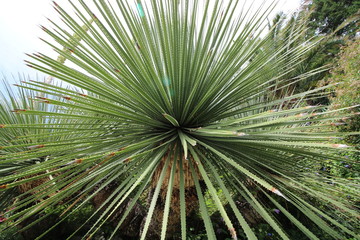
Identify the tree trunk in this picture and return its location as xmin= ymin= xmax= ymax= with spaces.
xmin=142 ymin=153 xmax=202 ymax=239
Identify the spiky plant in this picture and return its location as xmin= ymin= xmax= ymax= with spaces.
xmin=0 ymin=78 xmax=93 ymax=215
xmin=0 ymin=1 xmax=359 ymax=239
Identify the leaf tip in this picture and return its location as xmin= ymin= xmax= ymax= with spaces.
xmin=12 ymin=109 xmax=27 ymax=113
xmin=229 ymin=228 xmax=237 ymax=240
xmin=236 ymin=132 xmax=247 ymax=136
xmin=36 ymin=96 xmax=47 ymax=100
xmin=28 ymin=144 xmax=45 ymax=150
xmin=40 ymin=25 xmax=48 ymax=32
xmin=271 ymin=188 xmax=289 ymax=201
xmin=296 ymin=113 xmax=307 ymax=117
xmin=331 ymin=144 xmax=349 ymax=148
xmin=74 ymin=158 xmax=83 ymax=164
xmin=62 ymin=96 xmax=72 ymax=101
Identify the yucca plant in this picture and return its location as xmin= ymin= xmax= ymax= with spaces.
xmin=0 ymin=19 xmax=94 ymax=216
xmin=0 ymin=1 xmax=359 ymax=239
xmin=0 ymin=78 xmax=92 ymax=239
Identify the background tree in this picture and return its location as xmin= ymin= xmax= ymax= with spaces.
xmin=269 ymin=0 xmax=360 ymax=99
xmin=307 ymin=0 xmax=360 ymax=36
xmin=320 ymin=38 xmax=360 ymax=146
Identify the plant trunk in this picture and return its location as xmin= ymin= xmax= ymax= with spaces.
xmin=142 ymin=153 xmax=202 ymax=239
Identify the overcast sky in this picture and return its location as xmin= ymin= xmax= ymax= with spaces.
xmin=0 ymin=0 xmax=302 ymax=90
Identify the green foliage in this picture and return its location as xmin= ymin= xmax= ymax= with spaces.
xmin=328 ymin=38 xmax=360 ymax=107
xmin=265 ymin=11 xmax=343 ymax=98
xmin=0 ymin=224 xmax=24 ymax=240
xmin=0 ymin=1 xmax=359 ymax=239
xmin=321 ymin=38 xmax=360 ymax=145
xmin=295 ymin=38 xmax=343 ymax=97
xmin=308 ymin=0 xmax=360 ymax=36
xmin=272 ymin=0 xmax=359 ymax=99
